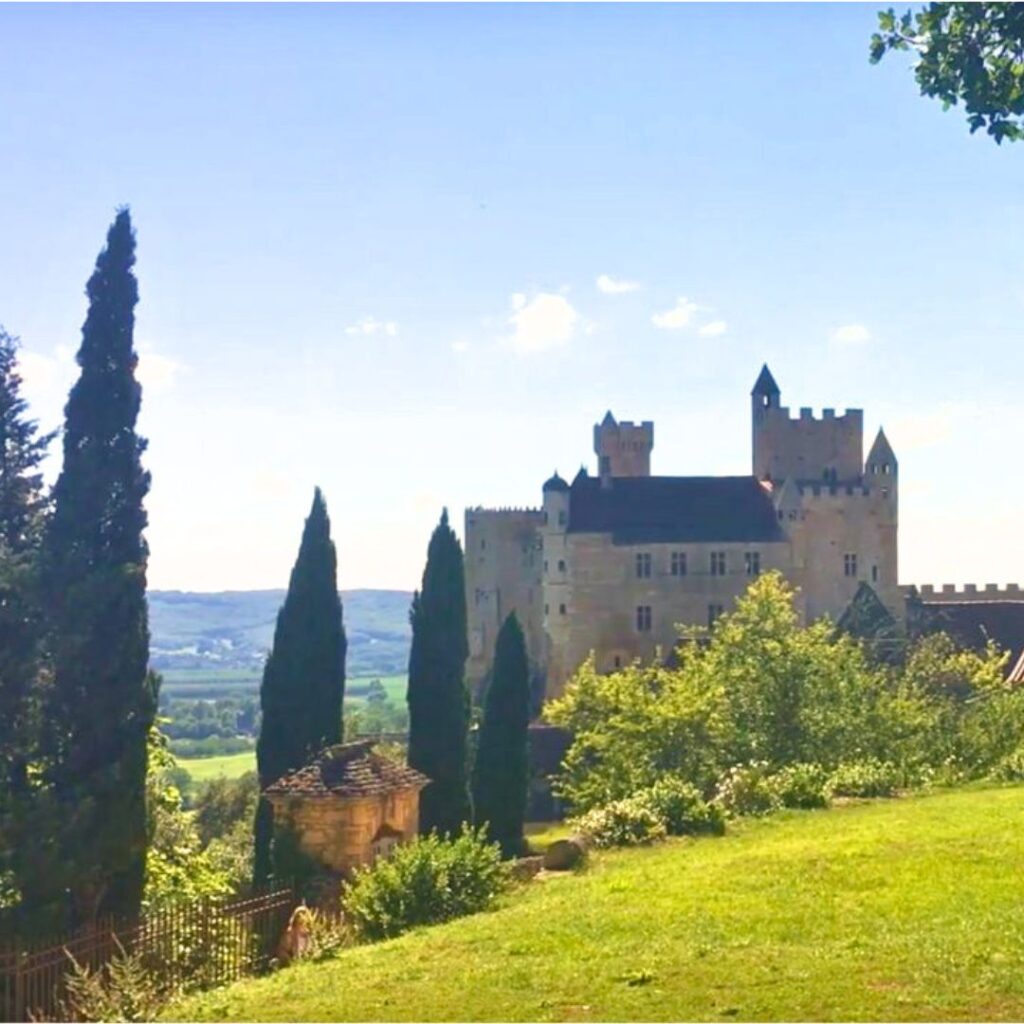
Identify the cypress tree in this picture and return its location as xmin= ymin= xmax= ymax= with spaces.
xmin=254 ymin=487 xmax=346 ymax=884
xmin=42 ymin=209 xmax=155 ymax=925
xmin=0 ymin=326 xmax=55 ymax=905
xmin=407 ymin=508 xmax=470 ymax=836
xmin=471 ymin=612 xmax=530 ymax=858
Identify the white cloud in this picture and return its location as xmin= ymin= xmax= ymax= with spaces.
xmin=451 ymin=340 xmax=470 ymax=354
xmin=652 ymin=296 xmax=698 ymax=330
xmin=344 ymin=316 xmax=399 ymax=338
xmin=698 ymin=319 xmax=728 ymax=337
xmin=506 ymin=292 xmax=579 ymax=354
xmin=596 ymin=274 xmax=640 ymax=295
xmin=830 ymin=323 xmax=872 ymax=346
xmin=137 ymin=348 xmax=182 ymax=394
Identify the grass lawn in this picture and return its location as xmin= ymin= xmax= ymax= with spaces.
xmin=168 ymin=784 xmax=1024 ymax=1022
xmin=178 ymin=750 xmax=256 ymax=782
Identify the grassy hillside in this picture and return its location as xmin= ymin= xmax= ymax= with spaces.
xmin=150 ymin=589 xmax=412 ymax=697
xmin=178 ymin=751 xmax=257 ymax=783
xmin=169 ymin=785 xmax=1024 ymax=1022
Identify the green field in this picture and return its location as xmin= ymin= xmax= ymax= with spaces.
xmin=178 ymin=751 xmax=256 ymax=782
xmin=169 ymin=784 xmax=1024 ymax=1022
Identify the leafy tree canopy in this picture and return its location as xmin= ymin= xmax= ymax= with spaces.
xmin=871 ymin=3 xmax=1024 ymax=143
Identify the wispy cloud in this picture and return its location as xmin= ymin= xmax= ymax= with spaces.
xmin=506 ymin=292 xmax=579 ymax=354
xmin=830 ymin=323 xmax=871 ymax=346
xmin=137 ymin=347 xmax=182 ymax=394
xmin=698 ymin=319 xmax=728 ymax=337
xmin=596 ymin=274 xmax=640 ymax=295
xmin=451 ymin=339 xmax=471 ymax=354
xmin=652 ymin=296 xmax=699 ymax=330
xmin=344 ymin=316 xmax=399 ymax=338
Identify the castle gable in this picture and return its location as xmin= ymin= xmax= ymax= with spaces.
xmin=567 ymin=475 xmax=787 ymax=545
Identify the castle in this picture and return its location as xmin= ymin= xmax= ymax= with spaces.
xmin=464 ymin=365 xmax=902 ymax=698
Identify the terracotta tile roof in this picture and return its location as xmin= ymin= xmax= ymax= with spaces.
xmin=265 ymin=740 xmax=430 ymax=798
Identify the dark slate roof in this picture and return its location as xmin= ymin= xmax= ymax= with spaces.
xmin=543 ymin=472 xmax=569 ymax=493
xmin=265 ymin=741 xmax=429 ymax=798
xmin=915 ymin=600 xmax=1024 ymax=680
xmin=751 ymin=364 xmax=780 ymax=397
xmin=567 ymin=475 xmax=787 ymax=545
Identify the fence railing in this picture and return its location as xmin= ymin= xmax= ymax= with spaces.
xmin=0 ymin=887 xmax=297 ymax=1022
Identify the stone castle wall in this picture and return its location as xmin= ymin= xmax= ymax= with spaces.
xmin=753 ymin=404 xmax=864 ymax=482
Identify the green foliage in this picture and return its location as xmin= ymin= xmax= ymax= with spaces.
xmin=255 ymin=487 xmax=346 ymax=884
xmin=194 ymin=772 xmax=259 ymax=846
xmin=171 ymin=735 xmax=255 ymax=759
xmin=713 ymin=762 xmax=783 ymax=818
xmin=633 ymin=777 xmax=726 ymax=836
xmin=144 ymin=729 xmax=233 ymax=911
xmin=62 ymin=939 xmax=171 ymax=1023
xmin=826 ymin=759 xmax=904 ymax=798
xmin=472 ymin=612 xmax=531 ymax=857
xmin=407 ymin=509 xmax=471 ymax=837
xmin=769 ymin=762 xmax=831 ymax=809
xmin=571 ymin=797 xmax=668 ymax=848
xmin=871 ymin=3 xmax=1024 ymax=143
xmin=35 ymin=209 xmax=154 ymax=925
xmin=989 ymin=745 xmax=1024 ymax=782
xmin=341 ymin=826 xmax=508 ymax=941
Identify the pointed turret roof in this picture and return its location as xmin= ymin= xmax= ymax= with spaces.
xmin=600 ymin=410 xmax=617 ymax=428
xmin=572 ymin=465 xmax=589 ymax=486
xmin=751 ymin=364 xmax=780 ymax=397
xmin=867 ymin=428 xmax=897 ymax=468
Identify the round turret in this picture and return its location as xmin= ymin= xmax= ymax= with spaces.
xmin=543 ymin=471 xmax=569 ymax=493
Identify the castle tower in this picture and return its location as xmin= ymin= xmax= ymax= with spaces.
xmin=593 ymin=411 xmax=653 ymax=485
xmin=541 ymin=471 xmax=571 ymax=692
xmin=751 ymin=365 xmax=863 ymax=483
xmin=865 ymin=427 xmax=899 ymax=610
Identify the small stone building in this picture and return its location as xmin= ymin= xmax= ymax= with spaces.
xmin=264 ymin=740 xmax=429 ymax=876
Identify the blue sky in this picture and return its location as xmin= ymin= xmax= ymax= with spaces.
xmin=1 ymin=2 xmax=1021 ymax=592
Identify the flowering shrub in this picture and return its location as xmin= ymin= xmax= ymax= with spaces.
xmin=989 ymin=746 xmax=1024 ymax=783
xmin=713 ymin=762 xmax=781 ymax=818
xmin=769 ymin=763 xmax=830 ymax=809
xmin=571 ymin=796 xmax=668 ymax=848
xmin=634 ymin=777 xmax=725 ymax=836
xmin=826 ymin=759 xmax=903 ymax=798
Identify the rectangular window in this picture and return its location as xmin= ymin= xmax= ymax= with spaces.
xmin=557 ymin=510 xmax=567 ymax=526
xmin=670 ymin=551 xmax=687 ymax=577
xmin=708 ymin=603 xmax=725 ymax=628
xmin=635 ymin=552 xmax=652 ymax=579
xmin=636 ymin=605 xmax=652 ymax=632
xmin=710 ymin=551 xmax=727 ymax=576
xmin=871 ymin=564 xmax=879 ymax=583
xmin=557 ymin=559 xmax=566 ymax=572
xmin=844 ymin=553 xmax=858 ymax=578
xmin=559 ymin=603 xmax=567 ymax=615
xmin=745 ymin=551 xmax=761 ymax=577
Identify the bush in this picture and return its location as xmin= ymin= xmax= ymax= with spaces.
xmin=990 ymin=746 xmax=1024 ymax=783
xmin=769 ymin=762 xmax=830 ymax=809
xmin=826 ymin=759 xmax=903 ymax=798
xmin=713 ymin=762 xmax=782 ymax=818
xmin=634 ymin=777 xmax=725 ymax=836
xmin=61 ymin=940 xmax=170 ymax=1022
xmin=341 ymin=827 xmax=508 ymax=941
xmin=571 ymin=796 xmax=668 ymax=848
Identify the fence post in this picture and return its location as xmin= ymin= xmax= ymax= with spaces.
xmin=14 ymin=949 xmax=25 ymax=1023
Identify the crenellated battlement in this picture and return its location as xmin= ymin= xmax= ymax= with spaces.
xmin=776 ymin=406 xmax=863 ymax=424
xmin=901 ymin=583 xmax=1024 ymax=603
xmin=467 ymin=506 xmax=543 ymax=516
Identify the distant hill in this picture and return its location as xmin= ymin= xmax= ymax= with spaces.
xmin=149 ymin=589 xmax=412 ymax=681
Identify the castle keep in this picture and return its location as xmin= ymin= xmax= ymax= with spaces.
xmin=465 ymin=365 xmax=900 ymax=698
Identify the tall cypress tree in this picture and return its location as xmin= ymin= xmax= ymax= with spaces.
xmin=407 ymin=508 xmax=470 ymax=836
xmin=42 ymin=209 xmax=155 ymax=925
xmin=471 ymin=612 xmax=530 ymax=858
xmin=254 ymin=487 xmax=346 ymax=884
xmin=0 ymin=326 xmax=55 ymax=905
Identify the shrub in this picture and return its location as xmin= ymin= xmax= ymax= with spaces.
xmin=61 ymin=940 xmax=170 ymax=1022
xmin=634 ymin=777 xmax=725 ymax=836
xmin=769 ymin=762 xmax=830 ymax=809
xmin=713 ymin=762 xmax=782 ymax=818
xmin=990 ymin=746 xmax=1024 ymax=783
xmin=341 ymin=827 xmax=508 ymax=941
xmin=826 ymin=759 xmax=903 ymax=798
xmin=571 ymin=796 xmax=668 ymax=847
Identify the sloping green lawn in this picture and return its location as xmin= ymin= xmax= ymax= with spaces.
xmin=168 ymin=785 xmax=1024 ymax=1022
